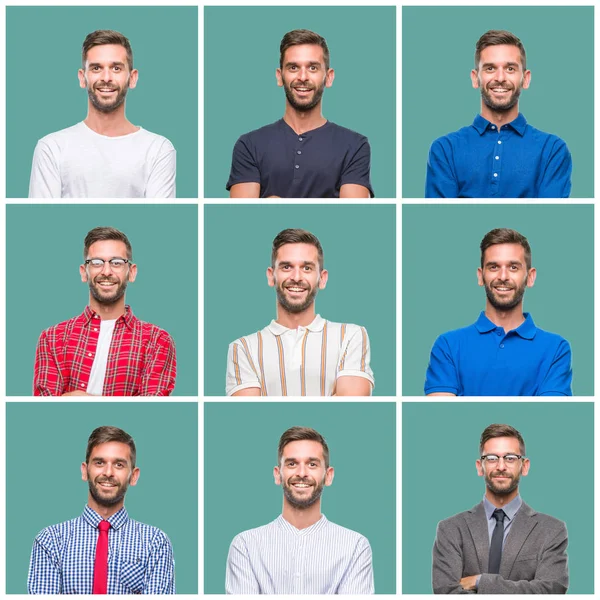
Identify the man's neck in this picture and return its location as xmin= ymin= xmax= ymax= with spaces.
xmin=84 ymin=103 xmax=138 ymax=137
xmin=485 ymin=302 xmax=525 ymax=333
xmin=283 ymin=102 xmax=327 ymax=135
xmin=87 ymin=497 xmax=124 ymax=519
xmin=485 ymin=487 xmax=519 ymax=508
xmin=282 ymin=500 xmax=323 ymax=530
xmin=89 ymin=297 xmax=127 ymax=321
xmin=275 ymin=304 xmax=316 ymax=329
xmin=480 ymin=102 xmax=519 ymax=130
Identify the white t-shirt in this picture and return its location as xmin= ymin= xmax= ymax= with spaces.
xmin=87 ymin=318 xmax=117 ymax=395
xmin=28 ymin=121 xmax=176 ymax=198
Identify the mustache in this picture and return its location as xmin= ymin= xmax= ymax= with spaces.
xmin=95 ymin=476 xmax=119 ymax=485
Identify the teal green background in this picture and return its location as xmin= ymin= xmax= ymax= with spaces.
xmin=204 ymin=402 xmax=396 ymax=593
xmin=6 ymin=204 xmax=198 ymax=396
xmin=402 ymin=6 xmax=594 ymax=198
xmin=402 ymin=204 xmax=594 ymax=396
xmin=204 ymin=6 xmax=396 ymax=198
xmin=6 ymin=402 xmax=198 ymax=593
xmin=204 ymin=204 xmax=396 ymax=396
xmin=402 ymin=402 xmax=594 ymax=593
xmin=6 ymin=6 xmax=198 ymax=198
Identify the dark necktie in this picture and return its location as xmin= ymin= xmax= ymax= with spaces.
xmin=92 ymin=520 xmax=111 ymax=594
xmin=488 ymin=508 xmax=506 ymax=574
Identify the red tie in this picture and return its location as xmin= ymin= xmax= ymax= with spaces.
xmin=92 ymin=520 xmax=111 ymax=594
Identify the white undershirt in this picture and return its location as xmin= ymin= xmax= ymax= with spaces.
xmin=87 ymin=319 xmax=117 ymax=395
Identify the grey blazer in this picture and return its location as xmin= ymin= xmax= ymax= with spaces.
xmin=432 ymin=501 xmax=568 ymax=594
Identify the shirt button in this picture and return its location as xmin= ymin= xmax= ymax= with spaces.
xmin=299 ymin=137 xmax=303 ymax=141
xmin=491 ymin=125 xmax=495 ymax=129
xmin=80 ymin=383 xmax=85 ymax=388
xmin=295 ymin=164 xmax=300 ymax=169
xmin=497 ymin=330 xmax=502 ymax=336
xmin=88 ymin=352 xmax=93 ymax=357
xmin=495 ymin=156 xmax=499 ymax=160
xmin=297 ymin=150 xmax=302 ymax=155
xmin=493 ymin=173 xmax=498 ymax=177
xmin=93 ymin=328 xmax=98 ymax=332
xmin=500 ymin=344 xmax=505 ymax=349
xmin=498 ymin=140 xmax=502 ymax=145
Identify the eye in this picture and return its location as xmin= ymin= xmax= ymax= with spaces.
xmin=309 ymin=462 xmax=317 ymax=467
xmin=94 ymin=459 xmax=103 ymax=465
xmin=309 ymin=66 xmax=318 ymax=72
xmin=289 ymin=66 xmax=298 ymax=71
xmin=113 ymin=66 xmax=121 ymax=71
xmin=303 ymin=266 xmax=312 ymax=271
xmin=115 ymin=462 xmax=124 ymax=468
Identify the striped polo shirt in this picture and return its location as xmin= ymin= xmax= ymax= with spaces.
xmin=226 ymin=514 xmax=374 ymax=594
xmin=226 ymin=315 xmax=374 ymax=396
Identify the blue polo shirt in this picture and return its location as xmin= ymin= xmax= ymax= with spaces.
xmin=226 ymin=119 xmax=374 ymax=198
xmin=425 ymin=113 xmax=572 ymax=198
xmin=424 ymin=312 xmax=572 ymax=396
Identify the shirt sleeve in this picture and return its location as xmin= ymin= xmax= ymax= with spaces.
xmin=339 ymin=137 xmax=374 ymax=196
xmin=33 ymin=330 xmax=65 ymax=396
xmin=336 ymin=326 xmax=375 ymax=386
xmin=426 ymin=138 xmax=459 ymax=198
xmin=28 ymin=532 xmax=62 ymax=594
xmin=424 ymin=335 xmax=459 ymax=395
xmin=226 ymin=340 xmax=261 ymax=395
xmin=29 ymin=139 xmax=62 ymax=198
xmin=139 ymin=330 xmax=177 ymax=396
xmin=144 ymin=532 xmax=176 ymax=594
xmin=146 ymin=139 xmax=176 ymax=198
xmin=538 ymin=339 xmax=572 ymax=396
xmin=337 ymin=536 xmax=375 ymax=594
xmin=226 ymin=137 xmax=261 ymax=191
xmin=432 ymin=519 xmax=476 ymax=594
xmin=225 ymin=535 xmax=260 ymax=594
xmin=537 ymin=138 xmax=572 ymax=198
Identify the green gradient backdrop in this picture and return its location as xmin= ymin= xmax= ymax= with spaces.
xmin=6 ymin=402 xmax=198 ymax=594
xmin=402 ymin=204 xmax=594 ymax=396
xmin=204 ymin=402 xmax=396 ymax=593
xmin=402 ymin=6 xmax=594 ymax=198
xmin=204 ymin=204 xmax=396 ymax=396
xmin=402 ymin=402 xmax=594 ymax=593
xmin=6 ymin=6 xmax=198 ymax=198
xmin=6 ymin=204 xmax=198 ymax=396
xmin=204 ymin=6 xmax=396 ymax=198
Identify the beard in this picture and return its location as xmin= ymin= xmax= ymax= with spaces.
xmin=89 ymin=275 xmax=128 ymax=305
xmin=275 ymin=278 xmax=319 ymax=313
xmin=87 ymin=78 xmax=129 ymax=113
xmin=484 ymin=469 xmax=521 ymax=496
xmin=282 ymin=475 xmax=326 ymax=509
xmin=479 ymin=76 xmax=523 ymax=112
xmin=484 ymin=278 xmax=527 ymax=311
xmin=283 ymin=78 xmax=326 ymax=112
xmin=88 ymin=475 xmax=129 ymax=507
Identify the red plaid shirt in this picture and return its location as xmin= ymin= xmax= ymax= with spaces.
xmin=34 ymin=306 xmax=176 ymax=396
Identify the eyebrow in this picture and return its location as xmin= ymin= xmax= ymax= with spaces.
xmin=278 ymin=260 xmax=317 ymax=267
xmin=285 ymin=61 xmax=322 ymax=68
xmin=481 ymin=61 xmax=520 ymax=69
xmin=91 ymin=456 xmax=129 ymax=464
xmin=485 ymin=260 xmax=523 ymax=267
xmin=285 ymin=457 xmax=322 ymax=464
xmin=88 ymin=61 xmax=126 ymax=68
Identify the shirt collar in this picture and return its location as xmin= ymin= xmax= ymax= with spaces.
xmin=472 ymin=112 xmax=527 ymax=137
xmin=475 ymin=311 xmax=536 ymax=339
xmin=82 ymin=505 xmax=130 ymax=530
xmin=268 ymin=314 xmax=325 ymax=335
xmin=83 ymin=305 xmax=136 ymax=331
xmin=483 ymin=494 xmax=522 ymax=523
xmin=276 ymin=513 xmax=329 ymax=536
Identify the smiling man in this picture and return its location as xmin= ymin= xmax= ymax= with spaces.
xmin=29 ymin=30 xmax=175 ymax=198
xmin=432 ymin=424 xmax=568 ymax=594
xmin=28 ymin=426 xmax=175 ymax=594
xmin=426 ymin=30 xmax=571 ymax=198
xmin=226 ymin=426 xmax=374 ymax=594
xmin=424 ymin=228 xmax=572 ymax=396
xmin=226 ymin=228 xmax=374 ymax=396
xmin=33 ymin=226 xmax=176 ymax=396
xmin=226 ymin=29 xmax=373 ymax=198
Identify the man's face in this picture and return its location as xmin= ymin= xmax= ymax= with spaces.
xmin=80 ymin=240 xmax=137 ymax=305
xmin=471 ymin=44 xmax=531 ymax=112
xmin=274 ymin=440 xmax=334 ymax=509
xmin=477 ymin=243 xmax=536 ymax=311
xmin=267 ymin=243 xmax=328 ymax=314
xmin=276 ymin=44 xmax=335 ymax=112
xmin=81 ymin=441 xmax=140 ymax=507
xmin=78 ymin=44 xmax=138 ymax=113
xmin=476 ymin=436 xmax=530 ymax=496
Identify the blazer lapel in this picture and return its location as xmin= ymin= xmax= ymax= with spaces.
xmin=500 ymin=502 xmax=537 ymax=578
xmin=464 ymin=502 xmax=489 ymax=573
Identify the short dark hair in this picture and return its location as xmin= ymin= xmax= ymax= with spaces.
xmin=480 ymin=423 xmax=526 ymax=456
xmin=480 ymin=228 xmax=532 ymax=270
xmin=271 ymin=228 xmax=324 ymax=271
xmin=280 ymin=29 xmax=330 ymax=71
xmin=84 ymin=227 xmax=133 ymax=261
xmin=475 ymin=30 xmax=527 ymax=71
xmin=82 ymin=30 xmax=134 ymax=71
xmin=85 ymin=426 xmax=137 ymax=469
xmin=278 ymin=426 xmax=330 ymax=469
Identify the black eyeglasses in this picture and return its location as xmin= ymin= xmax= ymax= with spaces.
xmin=85 ymin=258 xmax=130 ymax=271
xmin=480 ymin=454 xmax=525 ymax=465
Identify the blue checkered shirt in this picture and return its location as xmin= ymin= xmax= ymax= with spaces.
xmin=28 ymin=505 xmax=175 ymax=594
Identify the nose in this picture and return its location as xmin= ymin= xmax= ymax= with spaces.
xmin=297 ymin=463 xmax=308 ymax=477
xmin=495 ymin=67 xmax=506 ymax=82
xmin=495 ymin=457 xmax=508 ymax=471
xmin=297 ymin=66 xmax=309 ymax=81
xmin=103 ymin=461 xmax=114 ymax=476
xmin=291 ymin=266 xmax=303 ymax=281
xmin=101 ymin=67 xmax=113 ymax=82
xmin=497 ymin=265 xmax=510 ymax=280
xmin=101 ymin=261 xmax=112 ymax=276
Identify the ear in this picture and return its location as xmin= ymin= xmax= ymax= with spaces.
xmin=471 ymin=69 xmax=480 ymax=89
xmin=325 ymin=68 xmax=335 ymax=88
xmin=276 ymin=68 xmax=284 ymax=88
xmin=78 ymin=69 xmax=87 ymax=89
xmin=273 ymin=466 xmax=282 ymax=485
xmin=526 ymin=267 xmax=537 ymax=288
xmin=81 ymin=462 xmax=89 ymax=481
xmin=476 ymin=458 xmax=484 ymax=477
xmin=522 ymin=69 xmax=531 ymax=90
xmin=80 ymin=264 xmax=89 ymax=283
xmin=128 ymin=263 xmax=138 ymax=283
xmin=267 ymin=266 xmax=275 ymax=288
xmin=129 ymin=467 xmax=140 ymax=487
xmin=477 ymin=267 xmax=484 ymax=287
xmin=128 ymin=69 xmax=139 ymax=89
xmin=318 ymin=268 xmax=329 ymax=290
xmin=521 ymin=458 xmax=530 ymax=477
xmin=324 ymin=466 xmax=334 ymax=486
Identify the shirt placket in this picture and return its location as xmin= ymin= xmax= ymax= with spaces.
xmin=292 ymin=536 xmax=306 ymax=594
xmin=489 ymin=124 xmax=504 ymax=197
xmin=293 ymin=133 xmax=305 ymax=181
xmin=77 ymin=315 xmax=101 ymax=392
